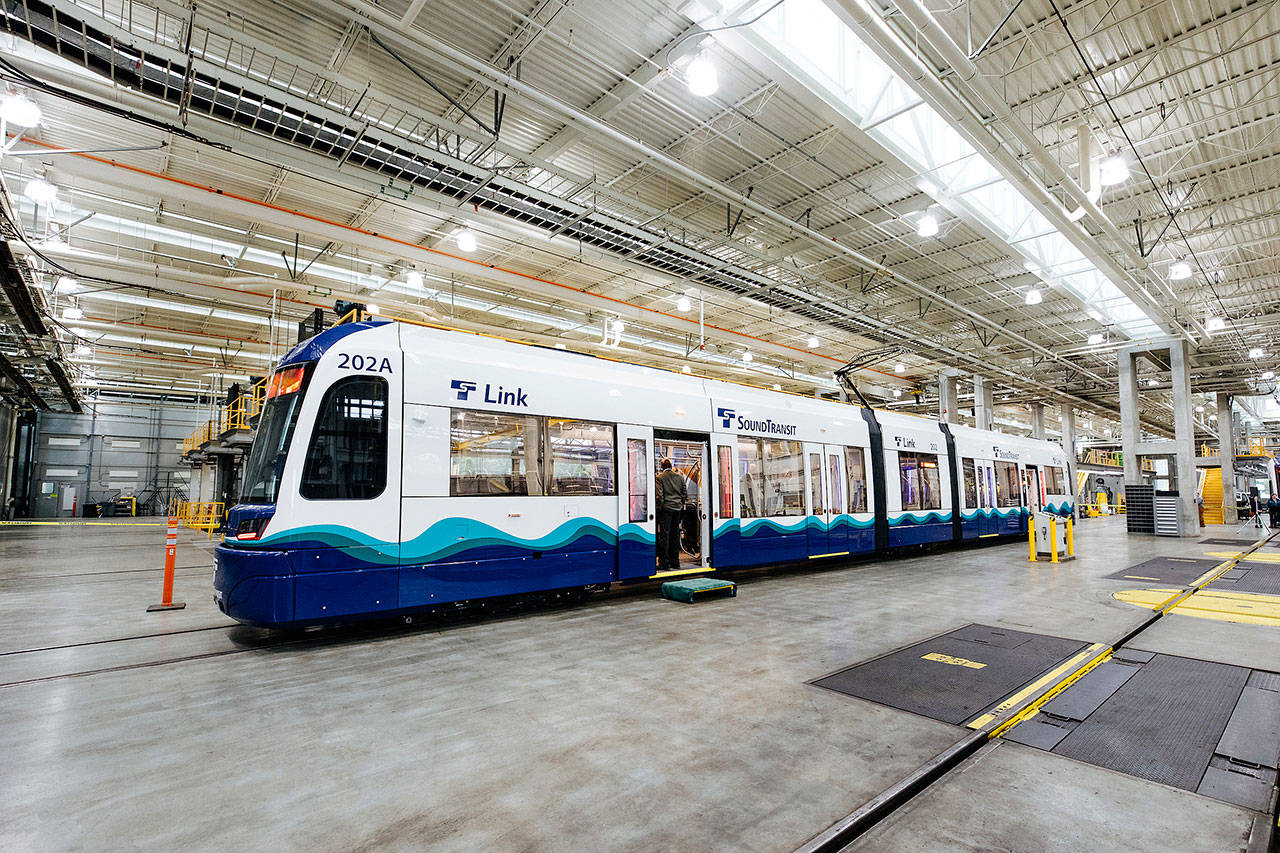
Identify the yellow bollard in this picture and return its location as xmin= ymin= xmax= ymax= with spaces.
xmin=1050 ymin=518 xmax=1059 ymax=563
xmin=1067 ymin=515 xmax=1074 ymax=557
xmin=1029 ymin=520 xmax=1037 ymax=562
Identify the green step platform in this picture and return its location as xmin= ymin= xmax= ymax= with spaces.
xmin=661 ymin=577 xmax=737 ymax=604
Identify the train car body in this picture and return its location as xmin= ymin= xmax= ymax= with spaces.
xmin=214 ymin=321 xmax=1073 ymax=627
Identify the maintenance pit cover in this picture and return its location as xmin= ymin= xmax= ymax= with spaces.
xmin=1102 ymin=556 xmax=1220 ymax=586
xmin=812 ymin=624 xmax=1087 ymax=726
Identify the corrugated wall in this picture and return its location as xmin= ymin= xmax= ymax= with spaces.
xmin=29 ymin=400 xmax=208 ymax=518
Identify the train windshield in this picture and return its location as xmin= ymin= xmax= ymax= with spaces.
xmin=240 ymin=365 xmax=309 ymax=504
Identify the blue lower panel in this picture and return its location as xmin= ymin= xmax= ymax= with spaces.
xmin=214 ymin=545 xmax=294 ymax=626
xmin=400 ymin=549 xmax=616 ymax=607
xmin=293 ymin=565 xmax=399 ymax=621
xmin=888 ymin=522 xmax=952 ymax=547
xmin=736 ymin=522 xmax=808 ymax=566
xmin=618 ymin=524 xmax=654 ymax=581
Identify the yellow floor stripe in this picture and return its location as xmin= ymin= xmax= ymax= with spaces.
xmin=649 ymin=567 xmax=712 ymax=579
xmin=1114 ymin=587 xmax=1280 ymax=627
xmin=967 ymin=643 xmax=1107 ymax=730
xmin=1204 ymin=550 xmax=1280 ymax=564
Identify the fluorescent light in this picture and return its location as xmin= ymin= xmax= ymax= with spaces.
xmin=1263 ymin=371 xmax=1275 ymax=380
xmin=55 ymin=276 xmax=78 ymax=293
xmin=686 ymin=54 xmax=718 ymax=97
xmin=455 ymin=228 xmax=477 ymax=253
xmin=1 ymin=93 xmax=41 ymax=128
xmin=681 ymin=365 xmax=691 ymax=374
xmin=772 ymin=383 xmax=782 ymax=391
xmin=1146 ymin=378 xmax=1159 ymax=387
xmin=1195 ymin=405 xmax=1205 ymax=413
xmin=1087 ymin=332 xmax=1103 ymax=346
xmin=1024 ymin=288 xmax=1043 ymax=305
xmin=916 ymin=213 xmax=938 ymax=237
xmin=23 ymin=178 xmax=57 ymax=205
xmin=1248 ymin=347 xmax=1265 ymax=359
xmin=406 ymin=269 xmax=424 ymax=288
xmin=366 ymin=303 xmax=380 ymax=315
xmin=892 ymin=389 xmax=902 ymax=398
xmin=1206 ymin=316 xmax=1225 ymax=332
xmin=1168 ymin=261 xmax=1191 ymax=281
xmin=62 ymin=306 xmax=84 ymax=320
xmin=1099 ymin=156 xmax=1129 ymax=186
xmin=611 ymin=319 xmax=626 ymax=335
xmin=554 ymin=343 xmax=566 ymax=350
xmin=742 ymin=350 xmax=753 ymax=363
xmin=807 ymin=335 xmax=820 ymax=348
xmin=676 ymin=295 xmax=692 ymax=313
xmin=894 ymin=362 xmax=905 ymax=373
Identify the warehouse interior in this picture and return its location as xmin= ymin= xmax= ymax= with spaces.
xmin=1 ymin=0 xmax=1279 ymax=850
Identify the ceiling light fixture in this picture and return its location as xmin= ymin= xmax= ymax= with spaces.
xmin=894 ymin=362 xmax=906 ymax=374
xmin=676 ymin=295 xmax=692 ymax=313
xmin=1146 ymin=378 xmax=1159 ymax=387
xmin=1168 ymin=261 xmax=1191 ymax=281
xmin=1263 ymin=371 xmax=1275 ymax=381
xmin=681 ymin=365 xmax=691 ymax=374
xmin=892 ymin=389 xmax=902 ymax=398
xmin=62 ymin=305 xmax=83 ymax=320
xmin=1205 ymin=316 xmax=1225 ymax=333
xmin=0 ymin=93 xmax=41 ymax=127
xmin=742 ymin=350 xmax=753 ymax=363
xmin=611 ymin=320 xmax=626 ymax=335
xmin=772 ymin=383 xmax=782 ymax=391
xmin=1248 ymin=348 xmax=1265 ymax=359
xmin=55 ymin=276 xmax=78 ymax=292
xmin=916 ymin=213 xmax=938 ymax=237
xmin=366 ymin=304 xmax=380 ymax=315
xmin=1099 ymin=155 xmax=1129 ymax=186
xmin=1024 ymin=288 xmax=1043 ymax=305
xmin=455 ymin=227 xmax=477 ymax=253
xmin=685 ymin=54 xmax=719 ymax=97
xmin=406 ymin=269 xmax=423 ymax=288
xmin=554 ymin=343 xmax=566 ymax=350
xmin=1087 ymin=332 xmax=1103 ymax=346
xmin=807 ymin=335 xmax=820 ymax=348
xmin=23 ymin=178 xmax=57 ymax=205
xmin=1195 ymin=405 xmax=1205 ymax=413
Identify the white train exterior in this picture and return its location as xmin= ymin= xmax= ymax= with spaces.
xmin=214 ymin=320 xmax=1073 ymax=627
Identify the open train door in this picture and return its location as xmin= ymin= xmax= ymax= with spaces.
xmin=710 ymin=434 xmax=738 ymax=568
xmin=617 ymin=424 xmax=656 ymax=580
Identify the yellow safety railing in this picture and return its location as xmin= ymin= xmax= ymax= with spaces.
xmin=1078 ymin=449 xmax=1156 ymax=472
xmin=1198 ymin=442 xmax=1217 ymax=457
xmin=168 ymin=500 xmax=225 ymax=536
xmin=224 ymin=393 xmax=251 ymax=432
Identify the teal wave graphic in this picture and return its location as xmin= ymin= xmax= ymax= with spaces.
xmin=960 ymin=508 xmax=1023 ymax=521
xmin=888 ymin=511 xmax=953 ymax=525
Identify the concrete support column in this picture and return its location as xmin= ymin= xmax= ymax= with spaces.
xmin=1060 ymin=405 xmax=1077 ymax=516
xmin=1169 ymin=342 xmax=1200 ymax=536
xmin=973 ymin=375 xmax=994 ymax=431
xmin=1218 ymin=394 xmax=1237 ymax=523
xmin=1030 ymin=403 xmax=1046 ymax=439
xmin=938 ymin=369 xmax=960 ymax=424
xmin=1117 ymin=349 xmax=1141 ymax=484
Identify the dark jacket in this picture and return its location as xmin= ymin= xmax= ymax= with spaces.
xmin=657 ymin=469 xmax=688 ymax=512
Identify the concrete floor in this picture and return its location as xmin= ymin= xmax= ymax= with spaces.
xmin=0 ymin=516 xmax=1275 ymax=851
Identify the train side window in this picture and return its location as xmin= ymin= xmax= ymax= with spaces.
xmin=900 ymin=451 xmax=942 ymax=511
xmin=547 ymin=419 xmax=615 ymax=496
xmin=717 ymin=446 xmax=733 ymax=518
xmin=738 ymin=437 xmax=763 ymax=518
xmin=449 ymin=409 xmax=544 ymax=496
xmin=300 ymin=376 xmax=388 ymax=500
xmin=763 ymin=439 xmax=804 ymax=517
xmin=627 ymin=439 xmax=647 ymax=521
xmin=1044 ymin=465 xmax=1065 ymax=495
xmin=994 ymin=460 xmax=1020 ymax=507
xmin=962 ymin=457 xmax=978 ymax=508
xmin=828 ymin=453 xmax=843 ymax=515
xmin=844 ymin=446 xmax=867 ymax=512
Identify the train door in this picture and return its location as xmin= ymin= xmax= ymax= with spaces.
xmin=654 ymin=432 xmax=711 ymax=574
xmin=1024 ymin=464 xmax=1044 ymax=512
xmin=711 ymin=435 xmax=738 ymax=567
xmin=805 ymin=443 xmax=829 ymax=556
xmin=825 ymin=446 xmax=849 ymax=555
xmin=617 ymin=424 xmax=655 ymax=580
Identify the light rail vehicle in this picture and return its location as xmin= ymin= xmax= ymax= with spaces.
xmin=214 ymin=319 xmax=1073 ymax=627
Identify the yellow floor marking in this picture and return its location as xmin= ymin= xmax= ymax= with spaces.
xmin=967 ymin=643 xmax=1107 ymax=730
xmin=991 ymin=649 xmax=1113 ymax=739
xmin=1124 ymin=575 xmax=1161 ymax=581
xmin=1204 ymin=550 xmax=1280 ymax=564
xmin=922 ymin=652 xmax=986 ymax=669
xmin=807 ymin=551 xmax=850 ymax=559
xmin=1113 ymin=587 xmax=1280 ymax=627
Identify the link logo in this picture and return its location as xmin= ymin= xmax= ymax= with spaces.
xmin=450 ymin=378 xmax=529 ymax=407
xmin=717 ymin=407 xmax=735 ymax=428
xmin=894 ymin=436 xmax=917 ymax=449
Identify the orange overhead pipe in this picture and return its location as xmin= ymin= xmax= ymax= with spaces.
xmin=22 ymin=138 xmax=903 ymax=381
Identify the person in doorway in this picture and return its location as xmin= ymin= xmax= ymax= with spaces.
xmin=656 ymin=458 xmax=687 ymax=571
xmin=1268 ymin=492 xmax=1280 ymax=528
